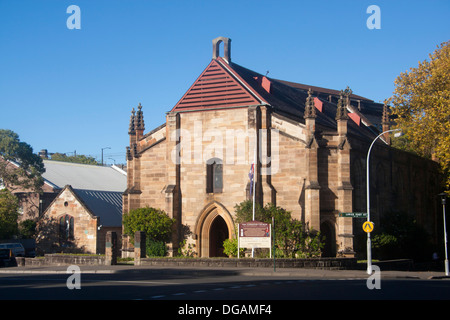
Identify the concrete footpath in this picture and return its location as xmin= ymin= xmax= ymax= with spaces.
xmin=1 ymin=264 xmax=449 ymax=280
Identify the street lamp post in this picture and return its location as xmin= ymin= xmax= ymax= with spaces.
xmin=101 ymin=147 xmax=111 ymax=166
xmin=438 ymin=192 xmax=449 ymax=276
xmin=366 ymin=129 xmax=402 ymax=275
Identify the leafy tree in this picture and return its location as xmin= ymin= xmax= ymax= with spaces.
xmin=0 ymin=189 xmax=19 ymax=239
xmin=233 ymin=199 xmax=265 ymax=223
xmin=0 ymin=129 xmax=45 ymax=192
xmin=50 ymin=153 xmax=99 ymax=165
xmin=264 ymin=203 xmax=322 ymax=258
xmin=19 ymin=219 xmax=36 ymax=239
xmin=123 ymin=206 xmax=175 ymax=257
xmin=388 ymin=41 xmax=450 ymax=191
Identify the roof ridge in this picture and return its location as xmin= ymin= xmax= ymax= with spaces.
xmin=42 ymin=159 xmax=126 ymax=192
xmin=272 ymin=78 xmax=373 ymax=102
xmin=43 ymin=159 xmax=118 ymax=170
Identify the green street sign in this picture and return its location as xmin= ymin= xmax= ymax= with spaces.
xmin=339 ymin=212 xmax=367 ymax=218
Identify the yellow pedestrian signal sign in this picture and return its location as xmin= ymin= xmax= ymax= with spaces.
xmin=362 ymin=221 xmax=374 ymax=233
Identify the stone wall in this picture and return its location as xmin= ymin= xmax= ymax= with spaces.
xmin=178 ymin=108 xmax=251 ymax=256
xmin=16 ymin=254 xmax=106 ymax=267
xmin=270 ymin=115 xmax=307 ymax=222
xmin=136 ymin=136 xmax=167 ymax=212
xmin=350 ymin=135 xmax=442 ymax=254
xmin=15 ymin=255 xmax=356 ymax=270
xmin=137 ymin=257 xmax=357 ymax=270
xmin=17 ymin=231 xmax=119 ymax=267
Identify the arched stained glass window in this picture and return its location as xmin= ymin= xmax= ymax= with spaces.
xmin=59 ymin=214 xmax=74 ymax=241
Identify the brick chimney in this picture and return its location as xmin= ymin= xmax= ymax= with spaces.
xmin=39 ymin=149 xmax=49 ymax=159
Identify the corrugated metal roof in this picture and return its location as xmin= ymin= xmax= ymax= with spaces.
xmin=42 ymin=160 xmax=126 ymax=192
xmin=74 ymin=189 xmax=123 ymax=227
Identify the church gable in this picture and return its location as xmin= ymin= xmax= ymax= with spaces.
xmin=171 ymin=59 xmax=262 ymax=112
xmin=38 ymin=185 xmax=99 ymax=254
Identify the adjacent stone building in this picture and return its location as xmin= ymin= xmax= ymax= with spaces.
xmin=37 ymin=161 xmax=126 ymax=254
xmin=0 ymin=158 xmax=60 ymax=223
xmin=122 ymin=37 xmax=442 ymax=258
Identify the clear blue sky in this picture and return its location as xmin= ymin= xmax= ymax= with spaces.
xmin=0 ymin=0 xmax=449 ymax=165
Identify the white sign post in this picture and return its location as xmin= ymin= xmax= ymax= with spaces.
xmin=238 ymin=221 xmax=272 ymax=258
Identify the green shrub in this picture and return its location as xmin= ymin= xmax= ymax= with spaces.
xmin=123 ymin=206 xmax=175 ymax=257
xmin=146 ymin=239 xmax=167 ymax=257
xmin=370 ymin=211 xmax=433 ymax=261
xmin=223 ymin=238 xmax=245 ymax=257
xmin=372 ymin=233 xmax=398 ymax=260
xmin=123 ymin=206 xmax=175 ymax=242
xmin=178 ymin=239 xmax=197 ymax=257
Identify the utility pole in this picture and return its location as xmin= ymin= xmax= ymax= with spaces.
xmin=101 ymin=147 xmax=110 ymax=166
xmin=438 ymin=192 xmax=449 ymax=276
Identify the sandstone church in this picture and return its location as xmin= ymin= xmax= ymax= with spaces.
xmin=122 ymin=37 xmax=441 ymax=258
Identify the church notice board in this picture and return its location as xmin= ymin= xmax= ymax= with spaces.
xmin=238 ymin=221 xmax=271 ymax=250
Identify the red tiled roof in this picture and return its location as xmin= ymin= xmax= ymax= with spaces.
xmin=169 ymin=56 xmax=385 ymax=141
xmin=171 ymin=59 xmax=264 ymax=112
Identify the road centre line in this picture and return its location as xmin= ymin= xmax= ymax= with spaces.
xmin=150 ymin=279 xmax=315 ymax=299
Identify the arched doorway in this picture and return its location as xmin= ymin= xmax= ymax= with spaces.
xmin=320 ymin=221 xmax=336 ymax=257
xmin=209 ymin=215 xmax=229 ymax=257
xmin=194 ymin=202 xmax=234 ymax=257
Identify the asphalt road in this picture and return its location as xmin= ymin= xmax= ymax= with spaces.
xmin=1 ymin=269 xmax=449 ymax=301
xmin=1 ymin=268 xmax=449 ymax=318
